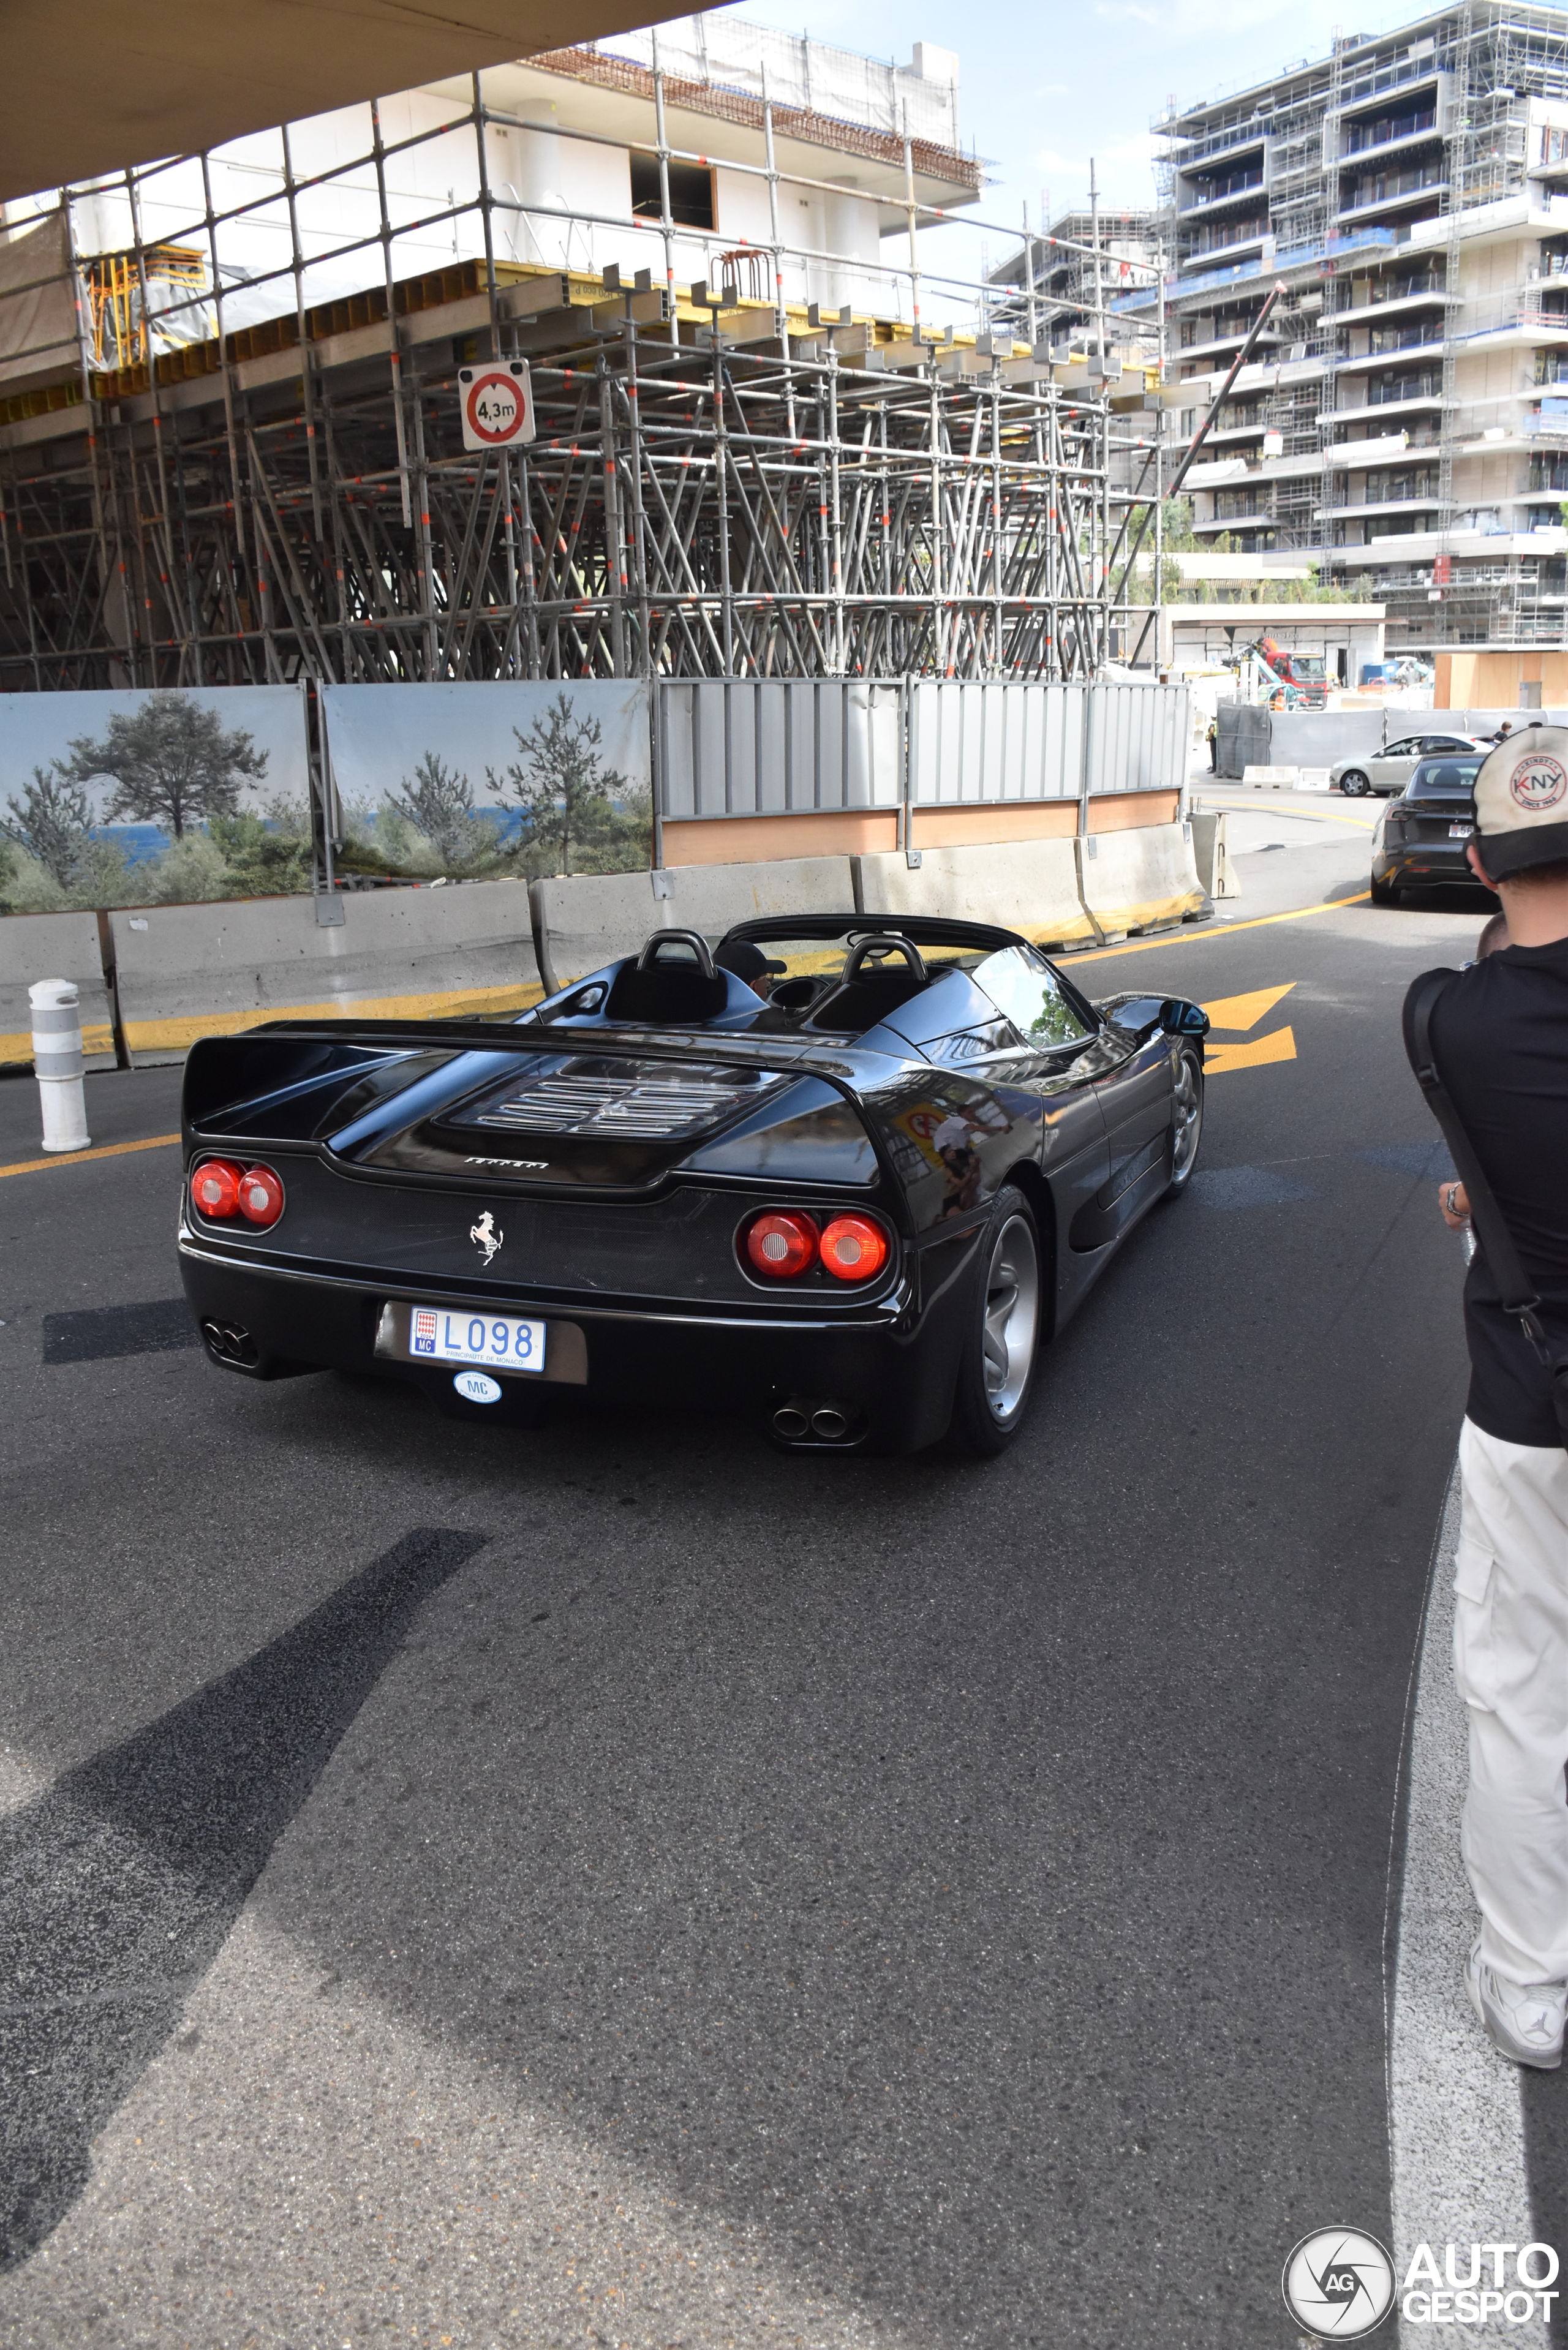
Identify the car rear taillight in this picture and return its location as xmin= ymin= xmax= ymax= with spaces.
xmin=819 ymin=1213 xmax=889 ymax=1282
xmin=190 ymin=1158 xmax=243 ymax=1219
xmin=744 ymin=1210 xmax=818 ymax=1278
xmin=237 ymin=1164 xmax=285 ymax=1226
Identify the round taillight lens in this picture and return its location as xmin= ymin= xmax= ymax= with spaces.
xmin=237 ymin=1164 xmax=285 ymax=1226
xmin=190 ymin=1158 xmax=243 ymax=1219
xmin=819 ymin=1213 xmax=889 ymax=1283
xmin=744 ymin=1209 xmax=818 ymax=1278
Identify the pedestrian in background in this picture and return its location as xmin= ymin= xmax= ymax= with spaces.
xmin=1206 ymin=715 xmax=1218 ymax=773
xmin=1405 ymin=725 xmax=1568 ymax=2069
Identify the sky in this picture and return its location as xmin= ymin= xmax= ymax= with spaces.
xmin=733 ymin=0 xmax=1440 ymax=298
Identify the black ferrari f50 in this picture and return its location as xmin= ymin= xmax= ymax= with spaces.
xmin=179 ymin=916 xmax=1208 ymax=1456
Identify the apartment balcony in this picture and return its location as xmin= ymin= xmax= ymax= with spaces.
xmin=1112 ymin=227 xmax=1398 ymax=318
xmin=1202 ymin=420 xmax=1271 ymax=447
xmin=1336 ymin=174 xmax=1447 ymax=225
xmin=1175 ymin=325 xmax=1283 ymax=366
xmin=1163 ymin=124 xmax=1267 ymax=173
xmin=1323 ymin=430 xmax=1438 ymax=471
xmin=1330 ymin=525 xmax=1567 ymax=567
xmin=1182 ymin=447 xmax=1324 ymax=488
xmin=1324 ymin=374 xmax=1444 ymax=428
xmin=1179 ymin=173 xmax=1266 ymax=219
xmin=1317 ymin=489 xmax=1447 ymax=522
xmin=1340 ymin=107 xmax=1438 ymax=160
xmin=1178 ymin=224 xmax=1271 ymax=273
xmin=1337 ymin=333 xmax=1446 ymax=372
xmin=1334 ymin=286 xmax=1455 ymax=327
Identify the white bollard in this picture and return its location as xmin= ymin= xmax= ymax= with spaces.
xmin=29 ymin=977 xmax=91 ymax=1153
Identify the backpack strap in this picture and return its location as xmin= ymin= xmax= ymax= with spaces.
xmin=1405 ymin=968 xmax=1568 ymax=1445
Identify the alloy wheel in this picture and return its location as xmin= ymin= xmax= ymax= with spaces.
xmin=1170 ymin=1053 xmax=1204 ymax=1184
xmin=981 ymin=1213 xmax=1041 ymax=1424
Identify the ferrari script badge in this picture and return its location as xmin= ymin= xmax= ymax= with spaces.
xmin=470 ymin=1210 xmax=503 ymax=1266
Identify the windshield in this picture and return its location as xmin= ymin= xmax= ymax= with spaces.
xmin=1408 ymin=759 xmax=1482 ymax=793
xmin=733 ymin=932 xmax=992 ymax=987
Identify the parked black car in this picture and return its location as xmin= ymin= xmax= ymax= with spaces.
xmin=1370 ymin=755 xmax=1496 ymax=905
xmin=178 ymin=916 xmax=1209 ymax=1458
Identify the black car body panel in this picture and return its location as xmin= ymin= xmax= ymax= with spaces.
xmin=178 ymin=914 xmax=1207 ymax=1450
xmin=1372 ymin=755 xmax=1494 ymax=897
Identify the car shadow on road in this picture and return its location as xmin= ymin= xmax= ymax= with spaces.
xmin=0 ymin=1524 xmax=486 ymax=2273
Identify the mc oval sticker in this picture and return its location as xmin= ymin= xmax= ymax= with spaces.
xmin=453 ymin=1369 xmax=503 ymax=1404
xmin=1510 ymin=752 xmax=1568 ymax=812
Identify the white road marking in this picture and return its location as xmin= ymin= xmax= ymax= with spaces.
xmin=1390 ymin=1466 xmax=1548 ymax=2349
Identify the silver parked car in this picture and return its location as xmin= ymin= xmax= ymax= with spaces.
xmin=1331 ymin=731 xmax=1493 ymax=797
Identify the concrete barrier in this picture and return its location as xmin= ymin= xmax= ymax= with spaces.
xmin=856 ymin=837 xmax=1096 ymax=947
xmin=531 ymin=857 xmax=856 ymax=992
xmin=1189 ymin=812 xmax=1239 ymax=902
xmin=1076 ymin=823 xmax=1207 ymax=941
xmin=1241 ymin=765 xmax=1299 ymax=789
xmin=108 ymin=881 xmax=542 ymax=1065
xmin=0 ymin=911 xmax=116 ymax=1069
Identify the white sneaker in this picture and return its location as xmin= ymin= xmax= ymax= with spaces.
xmin=1467 ymin=1937 xmax=1567 ymax=2070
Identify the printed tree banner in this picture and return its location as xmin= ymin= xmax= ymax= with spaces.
xmin=0 ymin=684 xmax=312 ymax=913
xmin=320 ymin=681 xmax=652 ymax=884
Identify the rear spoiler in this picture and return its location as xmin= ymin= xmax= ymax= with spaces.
xmin=235 ymin=1015 xmax=875 ymax=1082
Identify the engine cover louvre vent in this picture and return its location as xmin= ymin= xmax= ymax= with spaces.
xmin=458 ymin=1057 xmax=786 ymax=1143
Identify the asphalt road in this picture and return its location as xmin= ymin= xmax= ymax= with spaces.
xmin=0 ymin=834 xmax=1556 ymax=2349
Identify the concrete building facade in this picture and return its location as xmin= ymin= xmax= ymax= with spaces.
xmin=1114 ymin=4 xmax=1568 ymax=653
xmin=987 ymin=208 xmax=1163 ymax=360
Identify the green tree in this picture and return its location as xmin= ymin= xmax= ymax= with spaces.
xmin=1160 ymin=494 xmax=1199 ymax=551
xmin=1 ymin=762 xmax=94 ymax=887
xmin=67 ymin=691 xmax=268 ymax=837
xmin=208 ymin=805 xmax=314 ymax=897
xmin=383 ymin=751 xmax=490 ymax=868
xmin=489 ymin=693 xmax=635 ymax=876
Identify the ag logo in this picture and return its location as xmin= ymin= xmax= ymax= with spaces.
xmin=1509 ymin=752 xmax=1568 ymax=812
xmin=1282 ymin=2229 xmax=1395 ymax=2338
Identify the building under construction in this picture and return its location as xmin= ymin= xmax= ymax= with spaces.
xmin=0 ymin=15 xmax=1167 ymax=695
xmin=1108 ymin=0 xmax=1568 ymax=655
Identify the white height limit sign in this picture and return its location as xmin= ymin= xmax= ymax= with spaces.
xmin=458 ymin=360 xmax=536 ymax=452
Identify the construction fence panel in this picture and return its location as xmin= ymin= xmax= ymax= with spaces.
xmin=1083 ymin=682 xmax=1191 ymax=797
xmin=657 ymin=680 xmax=903 ymax=819
xmin=909 ymin=681 xmax=1082 ymax=805
xmin=909 ymin=680 xmax=1189 ymax=805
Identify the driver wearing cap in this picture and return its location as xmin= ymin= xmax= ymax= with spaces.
xmin=1404 ymin=722 xmax=1568 ymax=2070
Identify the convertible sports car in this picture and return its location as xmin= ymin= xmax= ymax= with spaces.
xmin=178 ymin=915 xmax=1208 ymax=1456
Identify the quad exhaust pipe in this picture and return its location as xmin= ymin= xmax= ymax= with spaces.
xmin=771 ymin=1398 xmax=859 ymax=1446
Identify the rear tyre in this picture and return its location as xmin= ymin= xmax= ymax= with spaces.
xmin=948 ymin=1186 xmax=1042 ymax=1459
xmin=1164 ymin=1045 xmax=1205 ymax=1198
xmin=1340 ymin=769 xmax=1370 ymax=797
xmin=1370 ymin=873 xmax=1399 ymax=906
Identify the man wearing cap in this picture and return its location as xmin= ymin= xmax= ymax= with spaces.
xmin=1406 ymin=723 xmax=1568 ymax=2069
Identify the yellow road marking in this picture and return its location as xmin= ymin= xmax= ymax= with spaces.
xmin=1206 ymin=1026 xmax=1297 ymax=1076
xmin=1202 ymin=797 xmax=1378 ymax=833
xmin=1072 ymin=892 xmax=1371 ymax=964
xmin=1201 ymin=982 xmax=1297 ymax=1033
xmin=0 ymin=1132 xmax=180 ymax=1181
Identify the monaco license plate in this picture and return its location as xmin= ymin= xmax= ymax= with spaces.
xmin=1450 ymin=822 xmax=1473 ymax=838
xmin=408 ymin=1305 xmax=546 ymax=1374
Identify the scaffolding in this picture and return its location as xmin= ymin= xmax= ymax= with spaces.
xmin=0 ymin=69 xmax=1163 ymax=693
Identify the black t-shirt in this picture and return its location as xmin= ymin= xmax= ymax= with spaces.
xmin=1404 ymin=938 xmax=1568 ymax=1447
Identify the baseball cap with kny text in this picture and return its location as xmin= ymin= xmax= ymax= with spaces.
xmin=1474 ymin=724 xmax=1568 ymax=876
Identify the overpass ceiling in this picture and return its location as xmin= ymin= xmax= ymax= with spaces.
xmin=0 ymin=0 xmax=668 ymax=205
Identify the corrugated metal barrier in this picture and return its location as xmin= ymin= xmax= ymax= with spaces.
xmin=657 ymin=679 xmax=1189 ymax=818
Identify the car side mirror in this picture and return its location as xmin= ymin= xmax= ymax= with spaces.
xmin=1159 ymin=998 xmax=1209 ymax=1038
